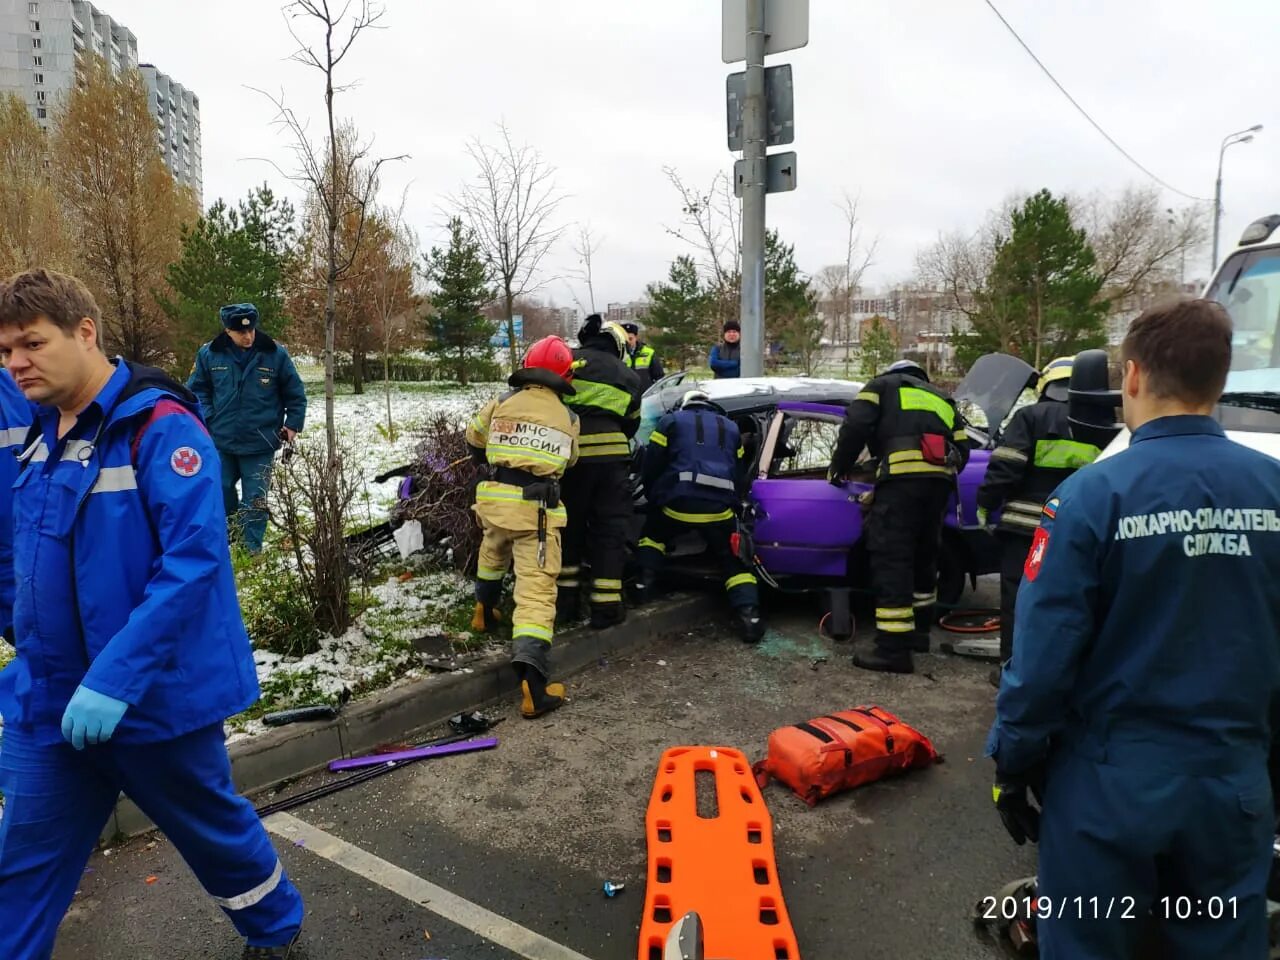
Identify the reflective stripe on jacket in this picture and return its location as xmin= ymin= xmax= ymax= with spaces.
xmin=643 ymin=408 xmax=743 ymax=508
xmin=562 ymin=347 xmax=642 ymax=463
xmin=977 ymin=399 xmax=1100 ymax=533
xmin=829 ymin=372 xmax=969 ymax=483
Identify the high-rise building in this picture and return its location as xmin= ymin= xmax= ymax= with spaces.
xmin=0 ymin=0 xmax=201 ymax=200
xmin=140 ymin=64 xmax=201 ymax=203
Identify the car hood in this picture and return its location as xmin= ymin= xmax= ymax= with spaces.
xmin=953 ymin=354 xmax=1039 ymax=435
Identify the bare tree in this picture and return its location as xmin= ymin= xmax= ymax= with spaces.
xmin=370 ymin=190 xmax=419 ymax=439
xmin=1073 ymin=185 xmax=1207 ymax=305
xmin=257 ymin=0 xmax=404 ymax=455
xmin=565 ymin=223 xmax=603 ymax=315
xmin=816 ymin=193 xmax=878 ymax=378
xmin=662 ymin=167 xmax=742 ymax=328
xmin=449 ymin=122 xmax=565 ymax=371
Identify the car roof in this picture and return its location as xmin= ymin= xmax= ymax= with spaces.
xmin=647 ymin=375 xmax=863 ymax=415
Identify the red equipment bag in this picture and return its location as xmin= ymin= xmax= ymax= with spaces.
xmin=752 ymin=706 xmax=941 ymax=807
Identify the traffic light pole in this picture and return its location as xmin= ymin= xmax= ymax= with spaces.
xmin=739 ymin=0 xmax=767 ymax=377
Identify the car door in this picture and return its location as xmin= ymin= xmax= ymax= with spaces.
xmin=749 ymin=402 xmax=872 ymax=579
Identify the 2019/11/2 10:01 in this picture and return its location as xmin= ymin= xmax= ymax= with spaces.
xmin=979 ymin=895 xmax=1241 ymax=921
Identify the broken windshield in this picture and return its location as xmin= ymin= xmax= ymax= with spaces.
xmin=1206 ymin=247 xmax=1280 ymax=394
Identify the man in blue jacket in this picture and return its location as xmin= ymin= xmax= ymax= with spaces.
xmin=708 ymin=319 xmax=741 ymax=379
xmin=0 ymin=366 xmax=34 ymax=728
xmin=187 ymin=303 xmax=307 ymax=553
xmin=987 ymin=299 xmax=1280 ymax=958
xmin=0 ymin=270 xmax=305 ymax=960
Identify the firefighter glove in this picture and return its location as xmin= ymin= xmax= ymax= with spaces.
xmin=993 ymin=776 xmax=1040 ymax=846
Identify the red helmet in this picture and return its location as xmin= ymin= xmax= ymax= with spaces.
xmin=523 ymin=336 xmax=575 ymax=380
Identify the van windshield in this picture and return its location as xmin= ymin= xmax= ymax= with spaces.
xmin=1205 ymin=247 xmax=1280 ymax=394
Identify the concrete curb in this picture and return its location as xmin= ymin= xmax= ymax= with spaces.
xmin=107 ymin=592 xmax=718 ymax=839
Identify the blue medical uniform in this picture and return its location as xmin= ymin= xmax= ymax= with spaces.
xmin=987 ymin=415 xmax=1280 ymax=958
xmin=0 ymin=360 xmax=303 ymax=958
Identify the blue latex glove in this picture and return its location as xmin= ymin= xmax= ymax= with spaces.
xmin=61 ymin=685 xmax=129 ymax=750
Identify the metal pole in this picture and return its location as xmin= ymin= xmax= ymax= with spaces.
xmin=739 ymin=0 xmax=767 ymax=377
xmin=1212 ymin=142 xmax=1225 ymax=275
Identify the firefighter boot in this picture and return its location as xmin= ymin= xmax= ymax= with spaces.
xmin=471 ymin=602 xmax=503 ymax=633
xmin=910 ymin=598 xmax=935 ymax=653
xmin=852 ymin=637 xmax=914 ymax=674
xmin=630 ymin=569 xmax=659 ymax=607
xmin=514 ymin=663 xmax=565 ymax=719
xmin=590 ymin=603 xmax=626 ymax=630
xmin=737 ymin=606 xmax=766 ymax=643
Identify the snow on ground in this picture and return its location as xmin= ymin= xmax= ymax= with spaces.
xmin=303 ymin=380 xmax=502 ymax=522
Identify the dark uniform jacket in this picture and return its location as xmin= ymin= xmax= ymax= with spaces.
xmin=187 ymin=332 xmax=307 ymax=455
xmin=627 ymin=343 xmax=665 ymax=385
xmin=830 ymin=372 xmax=970 ymax=484
xmin=562 ymin=347 xmax=643 ymax=463
xmin=988 ymin=415 xmax=1280 ymax=779
xmin=642 ymin=408 xmax=744 ymax=508
xmin=976 ymin=399 xmax=1100 ymax=534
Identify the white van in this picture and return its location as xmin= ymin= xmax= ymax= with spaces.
xmin=1086 ymin=214 xmax=1280 ymax=461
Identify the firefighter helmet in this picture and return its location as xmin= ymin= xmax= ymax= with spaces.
xmin=523 ymin=336 xmax=576 ymax=380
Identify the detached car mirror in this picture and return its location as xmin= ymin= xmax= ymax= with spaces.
xmin=1067 ymin=349 xmax=1123 ymax=450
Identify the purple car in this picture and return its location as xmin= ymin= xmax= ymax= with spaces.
xmin=633 ymin=354 xmax=1039 ymax=605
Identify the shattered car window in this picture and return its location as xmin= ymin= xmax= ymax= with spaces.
xmin=771 ymin=417 xmax=841 ymax=477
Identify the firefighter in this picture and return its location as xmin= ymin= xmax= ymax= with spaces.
xmin=633 ymin=391 xmax=764 ymax=642
xmin=988 ymin=300 xmax=1280 ymax=958
xmin=828 ymin=359 xmax=969 ymax=673
xmin=976 ymin=356 xmax=1100 ymax=686
xmin=465 ymin=336 xmax=580 ymax=719
xmin=622 ymin=322 xmax=665 ymax=386
xmin=557 ymin=315 xmax=643 ymax=628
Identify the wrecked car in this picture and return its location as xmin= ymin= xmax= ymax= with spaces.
xmin=632 ymin=354 xmax=1040 ymax=605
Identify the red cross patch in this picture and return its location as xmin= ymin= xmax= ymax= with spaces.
xmin=1024 ymin=525 xmax=1050 ymax=581
xmin=170 ymin=446 xmax=202 ymax=477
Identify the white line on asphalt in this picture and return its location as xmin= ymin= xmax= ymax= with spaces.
xmin=264 ymin=812 xmax=597 ymax=960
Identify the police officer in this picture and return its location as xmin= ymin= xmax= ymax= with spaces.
xmin=829 ymin=358 xmax=969 ymax=673
xmin=622 ymin=321 xmax=665 ymax=386
xmin=634 ymin=391 xmax=764 ymax=642
xmin=976 ymin=356 xmax=1099 ymax=684
xmin=988 ymin=300 xmax=1280 ymax=959
xmin=0 ymin=270 xmax=304 ymax=960
xmin=466 ymin=336 xmax=580 ymax=719
xmin=557 ymin=315 xmax=643 ymax=628
xmin=187 ymin=303 xmax=307 ymax=554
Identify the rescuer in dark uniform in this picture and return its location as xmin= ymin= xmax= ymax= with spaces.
xmin=976 ymin=356 xmax=1100 ymax=685
xmin=557 ymin=315 xmax=643 ymax=628
xmin=828 ymin=359 xmax=969 ymax=674
xmin=633 ymin=390 xmax=764 ymax=641
xmin=988 ymin=300 xmax=1280 ymax=959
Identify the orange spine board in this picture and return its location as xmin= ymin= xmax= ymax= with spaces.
xmin=638 ymin=745 xmax=801 ymax=960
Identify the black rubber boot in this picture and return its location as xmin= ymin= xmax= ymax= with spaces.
xmin=590 ymin=603 xmax=626 ymax=630
xmin=851 ymin=640 xmax=914 ymax=674
xmin=242 ymin=930 xmax=300 ymax=960
xmin=555 ymin=593 xmax=581 ymax=627
xmin=630 ymin=570 xmax=659 ymax=607
xmin=737 ymin=606 xmax=766 ymax=643
xmin=514 ymin=663 xmax=565 ymax=719
xmin=908 ymin=631 xmax=931 ymax=654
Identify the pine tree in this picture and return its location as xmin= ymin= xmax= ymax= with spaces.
xmin=955 ymin=189 xmax=1107 ymax=370
xmin=860 ymin=315 xmax=899 ymax=378
xmin=765 ymin=230 xmax=821 ymax=373
xmin=423 ymin=218 xmax=494 ymax=385
xmin=645 ymin=255 xmax=711 ymax=371
xmin=161 ymin=185 xmax=297 ymax=365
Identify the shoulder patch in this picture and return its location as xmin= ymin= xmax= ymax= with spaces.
xmin=170 ymin=446 xmax=203 ymax=477
xmin=1042 ymin=497 xmax=1059 ymax=520
xmin=1024 ymin=525 xmax=1050 ymax=581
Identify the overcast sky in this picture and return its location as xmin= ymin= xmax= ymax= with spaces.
xmin=106 ymin=0 xmax=1277 ymax=308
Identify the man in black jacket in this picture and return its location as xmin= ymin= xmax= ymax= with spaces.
xmin=976 ymin=356 xmax=1100 ymax=684
xmin=558 ymin=315 xmax=643 ymax=628
xmin=829 ymin=360 xmax=970 ymax=674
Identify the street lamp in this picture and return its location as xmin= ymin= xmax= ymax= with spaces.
xmin=1212 ymin=124 xmax=1263 ymax=273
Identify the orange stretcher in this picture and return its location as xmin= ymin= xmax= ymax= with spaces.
xmin=638 ymin=746 xmax=801 ymax=960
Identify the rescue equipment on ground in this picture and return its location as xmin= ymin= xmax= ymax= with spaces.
xmin=753 ymin=707 xmax=941 ymax=807
xmin=327 ymin=737 xmax=498 ymax=772
xmin=639 ymin=746 xmax=801 ymax=960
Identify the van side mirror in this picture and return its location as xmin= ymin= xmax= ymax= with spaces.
xmin=1067 ymin=349 xmax=1123 ymax=450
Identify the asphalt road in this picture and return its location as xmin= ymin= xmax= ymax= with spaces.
xmin=54 ymin=580 xmax=1034 ymax=960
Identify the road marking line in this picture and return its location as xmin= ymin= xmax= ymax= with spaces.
xmin=264 ymin=812 xmax=596 ymax=960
